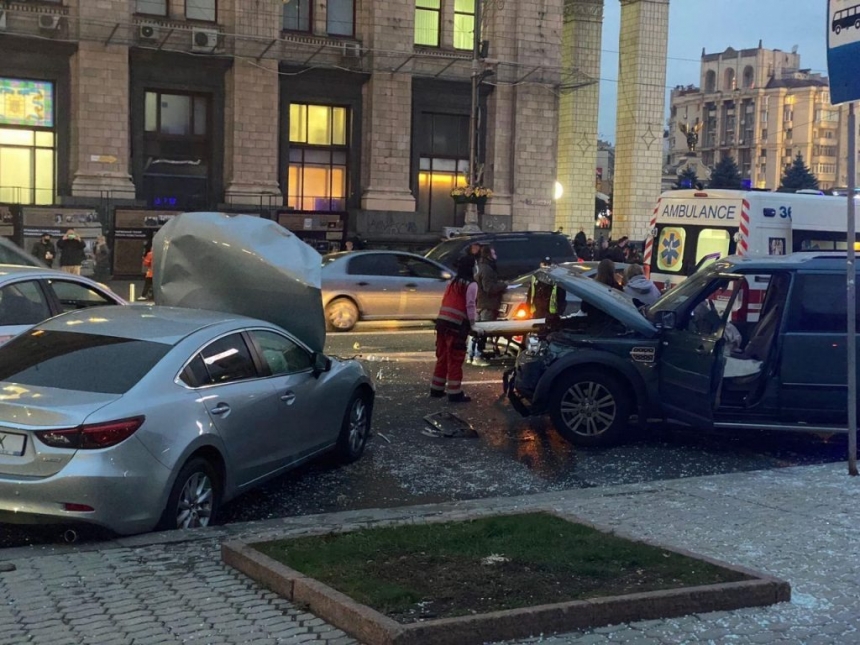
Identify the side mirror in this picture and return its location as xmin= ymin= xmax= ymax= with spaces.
xmin=658 ymin=310 xmax=677 ymax=330
xmin=312 ymin=352 xmax=332 ymax=377
xmin=441 ymin=271 xmax=453 ymax=280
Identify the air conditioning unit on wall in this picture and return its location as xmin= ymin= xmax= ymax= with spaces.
xmin=192 ymin=28 xmax=218 ymax=52
xmin=340 ymin=42 xmax=361 ymax=58
xmin=139 ymin=24 xmax=160 ymax=42
xmin=38 ymin=14 xmax=62 ymax=31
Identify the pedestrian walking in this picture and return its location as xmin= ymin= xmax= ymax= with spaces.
xmin=56 ymin=228 xmax=86 ymax=275
xmin=471 ymin=245 xmax=506 ymax=367
xmin=31 ymin=233 xmax=56 ymax=267
xmin=139 ymin=245 xmax=154 ymax=301
xmin=93 ymin=235 xmax=111 ymax=282
xmin=430 ymin=255 xmax=478 ymax=403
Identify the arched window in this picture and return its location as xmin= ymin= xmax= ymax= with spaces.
xmin=743 ymin=66 xmax=755 ymax=89
xmin=705 ymin=70 xmax=716 ymax=93
xmin=724 ymin=68 xmax=736 ymax=91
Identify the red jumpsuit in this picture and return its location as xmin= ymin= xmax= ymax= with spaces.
xmin=431 ymin=279 xmax=478 ymax=396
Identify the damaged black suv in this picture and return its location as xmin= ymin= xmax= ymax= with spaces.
xmin=505 ymin=254 xmax=859 ymax=447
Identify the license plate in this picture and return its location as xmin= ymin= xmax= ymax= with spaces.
xmin=0 ymin=431 xmax=26 ymax=457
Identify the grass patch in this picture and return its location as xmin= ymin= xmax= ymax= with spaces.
xmin=254 ymin=513 xmax=751 ymax=623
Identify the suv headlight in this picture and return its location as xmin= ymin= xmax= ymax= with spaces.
xmin=524 ymin=334 xmax=544 ymax=356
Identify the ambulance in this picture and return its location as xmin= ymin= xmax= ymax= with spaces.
xmin=643 ymin=189 xmax=858 ymax=321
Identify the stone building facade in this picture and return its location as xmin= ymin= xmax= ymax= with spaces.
xmin=668 ymin=44 xmax=860 ymax=191
xmin=0 ymin=0 xmax=671 ymax=262
xmin=0 ymin=0 xmax=563 ymax=253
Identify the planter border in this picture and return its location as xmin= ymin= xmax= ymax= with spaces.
xmin=222 ymin=510 xmax=791 ymax=645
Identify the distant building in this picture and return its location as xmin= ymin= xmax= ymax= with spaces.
xmin=667 ymin=43 xmax=860 ymax=191
xmin=595 ymin=140 xmax=614 ymax=199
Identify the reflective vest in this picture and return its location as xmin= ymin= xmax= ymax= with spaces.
xmin=437 ymin=281 xmax=469 ymax=327
xmin=529 ymin=277 xmax=559 ymax=315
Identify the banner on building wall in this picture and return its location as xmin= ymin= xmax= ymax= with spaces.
xmin=0 ymin=78 xmax=54 ymax=127
xmin=0 ymin=205 xmax=14 ymax=239
xmin=112 ymin=209 xmax=182 ymax=276
xmin=828 ymin=0 xmax=860 ymax=104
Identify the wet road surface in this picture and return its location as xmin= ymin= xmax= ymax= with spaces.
xmin=0 ymin=327 xmax=849 ymax=548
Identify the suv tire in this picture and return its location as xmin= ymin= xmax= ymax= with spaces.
xmin=549 ymin=370 xmax=630 ymax=447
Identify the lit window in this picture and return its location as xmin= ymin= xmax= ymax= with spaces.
xmin=289 ymin=104 xmax=347 ymax=146
xmin=136 ymin=0 xmax=166 ymax=15
xmin=695 ymin=229 xmax=730 ymax=266
xmin=328 ymin=0 xmax=354 ymax=36
xmin=415 ymin=0 xmax=441 ymax=47
xmin=453 ymin=0 xmax=475 ymax=50
xmin=283 ymin=0 xmax=311 ymax=32
xmin=288 ymin=104 xmax=349 ymax=212
xmin=187 ymin=0 xmax=216 ymax=22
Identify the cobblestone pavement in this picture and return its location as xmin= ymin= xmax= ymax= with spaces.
xmin=1 ymin=462 xmax=859 ymax=644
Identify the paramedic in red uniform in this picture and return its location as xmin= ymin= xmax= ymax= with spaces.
xmin=430 ymin=255 xmax=478 ymax=403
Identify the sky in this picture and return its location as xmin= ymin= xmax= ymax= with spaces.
xmin=597 ymin=0 xmax=828 ymax=143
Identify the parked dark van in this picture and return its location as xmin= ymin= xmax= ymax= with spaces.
xmin=425 ymin=232 xmax=576 ymax=281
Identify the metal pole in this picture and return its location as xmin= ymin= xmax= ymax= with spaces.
xmin=464 ymin=0 xmax=483 ymax=228
xmin=848 ymin=101 xmax=857 ymax=476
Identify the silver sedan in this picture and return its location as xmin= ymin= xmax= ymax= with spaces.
xmin=0 ymin=265 xmax=125 ymax=345
xmin=0 ymin=306 xmax=374 ymax=535
xmin=322 ymin=251 xmax=453 ymax=331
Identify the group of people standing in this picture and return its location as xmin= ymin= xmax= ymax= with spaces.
xmin=572 ymin=230 xmax=644 ymax=265
xmin=31 ymin=230 xmax=112 ymax=280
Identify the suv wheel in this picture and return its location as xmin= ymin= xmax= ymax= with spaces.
xmin=549 ymin=370 xmax=630 ymax=447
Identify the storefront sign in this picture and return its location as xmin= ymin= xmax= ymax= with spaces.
xmin=0 ymin=78 xmax=54 ymax=128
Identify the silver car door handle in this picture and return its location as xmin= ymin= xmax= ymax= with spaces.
xmin=405 ymin=283 xmax=418 ymax=290
xmin=280 ymin=392 xmax=297 ymax=405
xmin=356 ymin=281 xmax=369 ymax=286
xmin=211 ymin=403 xmax=231 ymax=416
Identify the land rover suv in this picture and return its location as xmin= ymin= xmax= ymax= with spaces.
xmin=506 ymin=254 xmax=858 ymax=447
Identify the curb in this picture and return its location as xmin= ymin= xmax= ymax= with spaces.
xmin=222 ymin=511 xmax=791 ymax=645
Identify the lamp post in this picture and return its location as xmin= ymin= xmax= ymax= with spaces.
xmin=463 ymin=0 xmax=485 ymax=232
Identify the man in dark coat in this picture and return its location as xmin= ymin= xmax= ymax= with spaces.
xmin=31 ymin=233 xmax=56 ymax=266
xmin=56 ymin=228 xmax=87 ymax=275
xmin=471 ymin=245 xmax=507 ymax=366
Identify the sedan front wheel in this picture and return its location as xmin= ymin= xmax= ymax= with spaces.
xmin=549 ymin=370 xmax=630 ymax=448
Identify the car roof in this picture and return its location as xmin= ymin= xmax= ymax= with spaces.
xmin=0 ymin=238 xmax=46 ymax=268
xmin=444 ymin=231 xmax=567 ymax=243
xmin=37 ymin=305 xmax=257 ymax=345
xmin=0 ymin=264 xmax=94 ymax=281
xmin=712 ymin=252 xmax=855 ymax=273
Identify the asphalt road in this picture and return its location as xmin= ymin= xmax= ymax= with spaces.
xmin=0 ymin=326 xmax=849 ymax=548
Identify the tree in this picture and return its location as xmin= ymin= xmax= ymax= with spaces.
xmin=779 ymin=153 xmax=820 ymax=192
xmin=708 ymin=156 xmax=743 ymax=189
xmin=674 ymin=167 xmax=699 ymax=190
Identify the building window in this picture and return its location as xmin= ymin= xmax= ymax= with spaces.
xmin=187 ymin=0 xmax=216 ymax=22
xmin=417 ymin=113 xmax=470 ymax=231
xmin=453 ymin=0 xmax=475 ymax=50
xmin=0 ymin=78 xmax=55 ymax=205
xmin=415 ymin=0 xmax=441 ymax=47
xmin=136 ymin=0 xmax=167 ymax=15
xmin=288 ymin=104 xmax=348 ymax=212
xmin=704 ymin=70 xmax=716 ymax=93
xmin=145 ymin=92 xmax=208 ymax=137
xmin=283 ymin=0 xmax=311 ymax=32
xmin=327 ymin=0 xmax=355 ymax=36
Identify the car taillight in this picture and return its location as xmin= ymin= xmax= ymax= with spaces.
xmin=514 ymin=304 xmax=531 ymax=319
xmin=36 ymin=417 xmax=145 ymax=450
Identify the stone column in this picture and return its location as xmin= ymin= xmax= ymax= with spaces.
xmin=69 ymin=42 xmax=136 ymax=199
xmin=613 ymin=0 xmax=669 ymax=239
xmin=223 ymin=58 xmax=282 ymax=205
xmin=556 ymin=0 xmax=603 ymax=236
xmin=359 ymin=0 xmax=416 ymax=212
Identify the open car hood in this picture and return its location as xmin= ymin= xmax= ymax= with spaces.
xmin=152 ymin=213 xmax=326 ymax=353
xmin=542 ymin=266 xmax=658 ymax=338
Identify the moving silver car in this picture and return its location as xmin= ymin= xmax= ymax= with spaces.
xmin=322 ymin=250 xmax=453 ymax=331
xmin=0 ymin=265 xmax=125 ymax=345
xmin=0 ymin=306 xmax=374 ymax=535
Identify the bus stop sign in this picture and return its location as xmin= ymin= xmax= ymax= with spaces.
xmin=828 ymin=0 xmax=860 ymax=103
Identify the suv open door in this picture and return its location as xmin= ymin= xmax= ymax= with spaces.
xmin=658 ymin=275 xmax=743 ymax=426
